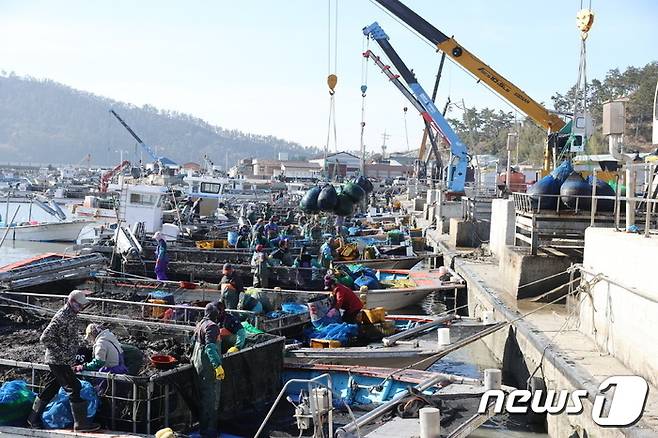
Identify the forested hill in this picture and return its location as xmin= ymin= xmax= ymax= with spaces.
xmin=0 ymin=74 xmax=315 ymax=166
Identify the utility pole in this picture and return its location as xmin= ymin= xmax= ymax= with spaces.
xmin=381 ymin=130 xmax=391 ymax=160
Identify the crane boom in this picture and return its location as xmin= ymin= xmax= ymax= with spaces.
xmin=364 ymin=22 xmax=468 ymax=193
xmin=363 ymin=49 xmax=443 ymax=172
xmin=373 ymin=0 xmax=565 ymax=133
xmin=109 ymin=109 xmax=159 ymax=162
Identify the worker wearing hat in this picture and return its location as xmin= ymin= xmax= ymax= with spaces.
xmin=250 ymin=244 xmax=269 ymax=288
xmin=219 ymin=263 xmax=243 ymax=309
xmin=28 ymin=290 xmax=100 ymax=432
xmin=191 ymin=302 xmax=225 ymax=437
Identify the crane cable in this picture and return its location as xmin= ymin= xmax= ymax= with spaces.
xmin=359 ymin=36 xmax=370 ymax=175
xmin=325 ymin=0 xmax=339 ymax=166
xmin=560 ymin=0 xmax=594 ymax=163
xmin=403 ymin=106 xmax=410 ymax=152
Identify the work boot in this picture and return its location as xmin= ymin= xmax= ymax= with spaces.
xmin=26 ymin=396 xmax=45 ymax=428
xmin=70 ymin=400 xmax=100 ymax=432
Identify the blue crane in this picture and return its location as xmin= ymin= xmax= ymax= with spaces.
xmin=109 ymin=109 xmax=161 ymax=165
xmin=363 ymin=22 xmax=469 ymax=194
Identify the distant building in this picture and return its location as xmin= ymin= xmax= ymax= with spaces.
xmin=364 ymin=163 xmax=412 ymax=178
xmin=310 ymin=152 xmax=362 ymax=176
xmin=181 ymin=162 xmax=202 ymax=172
xmin=281 ymin=161 xmax=321 ymax=179
xmin=252 ymin=159 xmax=283 ymax=177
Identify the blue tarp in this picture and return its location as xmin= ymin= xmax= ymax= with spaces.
xmin=42 ymin=380 xmax=99 ymax=429
xmin=305 ymin=323 xmax=358 ymax=346
xmin=0 ymin=380 xmax=36 ymax=426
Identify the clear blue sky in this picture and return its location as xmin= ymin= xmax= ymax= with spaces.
xmin=1 ymin=0 xmax=656 ymax=157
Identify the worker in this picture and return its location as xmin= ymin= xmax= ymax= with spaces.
xmin=219 ymin=263 xmax=243 ymax=309
xmin=264 ymin=217 xmax=279 ymax=239
xmin=319 ymin=237 xmax=335 ymax=269
xmin=191 ymin=302 xmax=225 ymax=438
xmin=235 ymin=224 xmax=251 ymax=249
xmin=293 ymin=247 xmax=313 ymax=286
xmin=251 ymin=244 xmax=270 ymax=288
xmin=153 ymin=232 xmax=168 ymax=281
xmin=75 ymin=324 xmax=128 ymax=375
xmin=251 ymin=228 xmax=269 ymax=249
xmin=27 ymin=290 xmax=100 ymax=432
xmin=215 ymin=301 xmax=247 ymax=353
xmin=324 ymin=274 xmax=364 ymax=324
xmin=269 ymin=238 xmax=293 ymax=267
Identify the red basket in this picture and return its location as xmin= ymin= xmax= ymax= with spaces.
xmin=150 ymin=354 xmax=178 ymax=369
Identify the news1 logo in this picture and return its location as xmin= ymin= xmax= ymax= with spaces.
xmin=478 ymin=376 xmax=649 ymax=427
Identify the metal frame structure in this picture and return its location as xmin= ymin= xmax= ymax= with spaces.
xmin=362 ymin=22 xmax=468 ymax=194
xmin=512 ymin=164 xmax=658 ymax=254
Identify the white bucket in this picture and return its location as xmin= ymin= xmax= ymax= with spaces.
xmin=437 ymin=328 xmax=451 ymax=346
xmin=482 ymin=310 xmax=495 ymax=324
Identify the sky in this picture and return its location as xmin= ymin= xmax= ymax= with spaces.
xmin=0 ymin=0 xmax=656 ymax=158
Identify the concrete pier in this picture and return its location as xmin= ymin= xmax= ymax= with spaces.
xmin=411 ymin=197 xmax=658 ymax=438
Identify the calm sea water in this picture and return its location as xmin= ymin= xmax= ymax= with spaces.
xmin=0 ymin=201 xmax=99 ymax=266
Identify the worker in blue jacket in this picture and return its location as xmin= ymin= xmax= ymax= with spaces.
xmin=191 ymin=303 xmax=225 ymax=438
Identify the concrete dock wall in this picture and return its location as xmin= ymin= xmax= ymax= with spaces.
xmin=579 ymin=228 xmax=658 ymax=387
xmin=489 ymin=199 xmax=515 ymax=258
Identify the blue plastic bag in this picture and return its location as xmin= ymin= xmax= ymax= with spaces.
xmin=306 ymin=323 xmax=358 ymax=346
xmin=281 ymin=302 xmax=309 ymax=315
xmin=42 ymin=380 xmax=99 ymax=429
xmin=0 ymin=380 xmax=36 ymax=426
xmin=354 ymin=273 xmax=379 ymax=290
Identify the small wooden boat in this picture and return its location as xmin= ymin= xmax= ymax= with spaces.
xmin=0 ymin=219 xmax=91 ymax=242
xmin=285 ymin=316 xmax=503 ymax=370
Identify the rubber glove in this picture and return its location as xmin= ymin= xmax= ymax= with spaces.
xmin=227 ymin=346 xmax=239 ymax=354
xmin=214 ymin=365 xmax=225 ymax=380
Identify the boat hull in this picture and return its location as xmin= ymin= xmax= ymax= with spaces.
xmin=0 ymin=220 xmax=91 ymax=242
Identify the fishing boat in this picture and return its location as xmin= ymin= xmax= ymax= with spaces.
xmin=0 ymin=219 xmax=91 ymax=242
xmin=81 ymin=275 xmax=329 ymax=334
xmin=333 ymin=255 xmax=423 ymax=270
xmin=255 ymin=363 xmax=512 ymax=437
xmin=284 ymin=315 xmax=502 ymax=370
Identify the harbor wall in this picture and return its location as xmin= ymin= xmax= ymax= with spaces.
xmin=456 ymin=259 xmax=639 ymax=438
xmin=489 ymin=199 xmax=515 ymax=258
xmin=578 ymin=228 xmax=658 ymax=387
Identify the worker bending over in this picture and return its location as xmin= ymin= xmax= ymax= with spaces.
xmin=75 ymin=324 xmax=128 ymax=375
xmin=215 ymin=301 xmax=246 ymax=353
xmin=324 ymin=274 xmax=364 ymax=324
xmin=28 ymin=290 xmax=100 ymax=432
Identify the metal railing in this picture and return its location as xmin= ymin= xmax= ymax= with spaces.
xmin=0 ymin=357 xmax=193 ymax=435
xmin=255 ymin=373 xmax=334 ymax=438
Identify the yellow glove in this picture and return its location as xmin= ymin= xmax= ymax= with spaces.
xmin=227 ymin=346 xmax=239 ymax=353
xmin=214 ymin=365 xmax=225 ymax=381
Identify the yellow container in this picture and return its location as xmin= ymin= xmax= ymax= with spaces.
xmin=310 ymin=339 xmax=342 ymax=349
xmin=147 ymin=299 xmax=167 ymax=318
xmin=362 ymin=307 xmax=386 ymax=324
xmin=195 ymin=239 xmax=229 ymax=249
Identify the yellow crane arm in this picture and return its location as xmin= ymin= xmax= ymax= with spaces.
xmin=374 ymin=0 xmax=565 ymax=132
